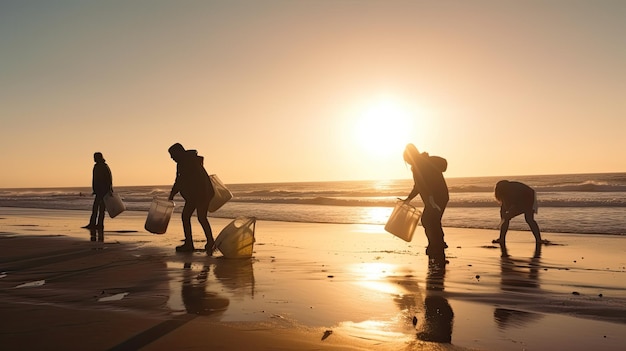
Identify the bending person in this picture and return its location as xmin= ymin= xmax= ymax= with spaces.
xmin=493 ymin=180 xmax=544 ymax=248
xmin=403 ymin=143 xmax=450 ymax=256
xmin=168 ymin=143 xmax=215 ymax=254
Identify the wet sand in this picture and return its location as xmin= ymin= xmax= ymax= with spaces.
xmin=1 ymin=207 xmax=625 ymax=350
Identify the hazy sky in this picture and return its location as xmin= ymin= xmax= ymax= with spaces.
xmin=1 ymin=1 xmax=625 ymax=188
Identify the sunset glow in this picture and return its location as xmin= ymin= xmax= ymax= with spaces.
xmin=1 ymin=2 xmax=625 ymax=187
xmin=354 ymin=96 xmax=414 ymax=158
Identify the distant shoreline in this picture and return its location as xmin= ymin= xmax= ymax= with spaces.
xmin=0 ymin=171 xmax=624 ymax=190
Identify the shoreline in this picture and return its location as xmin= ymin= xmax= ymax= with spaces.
xmin=1 ymin=204 xmax=624 ymax=238
xmin=1 ymin=207 xmax=626 ymax=350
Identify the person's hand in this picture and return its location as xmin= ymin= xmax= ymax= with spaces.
xmin=428 ymin=196 xmax=442 ymax=212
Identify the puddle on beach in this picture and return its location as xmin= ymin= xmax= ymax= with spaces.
xmin=449 ymin=300 xmax=626 ymax=351
xmin=14 ymin=280 xmax=46 ymax=288
xmin=98 ymin=292 xmax=130 ymax=302
xmin=165 ymin=258 xmax=255 ymax=317
xmin=334 ymin=319 xmax=414 ymax=344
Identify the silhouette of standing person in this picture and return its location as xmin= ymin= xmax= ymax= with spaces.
xmin=402 ymin=143 xmax=449 ymax=255
xmin=83 ymin=152 xmax=112 ymax=230
xmin=492 ymin=180 xmax=544 ymax=248
xmin=168 ymin=143 xmax=215 ymax=253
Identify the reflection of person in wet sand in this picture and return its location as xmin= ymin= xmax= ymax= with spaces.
xmin=495 ymin=243 xmax=543 ymax=329
xmin=499 ymin=243 xmax=541 ymax=291
xmin=179 ymin=258 xmax=256 ymax=315
xmin=89 ymin=228 xmax=104 ymax=242
xmin=417 ymin=254 xmax=454 ymax=343
xmin=213 ymin=258 xmax=255 ymax=297
xmin=181 ymin=262 xmax=229 ymax=315
xmin=492 ymin=180 xmax=545 ymax=248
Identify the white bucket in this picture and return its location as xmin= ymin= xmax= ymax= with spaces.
xmin=104 ymin=192 xmax=126 ymax=218
xmin=215 ymin=217 xmax=256 ymax=258
xmin=145 ymin=198 xmax=175 ymax=234
xmin=384 ymin=200 xmax=422 ymax=242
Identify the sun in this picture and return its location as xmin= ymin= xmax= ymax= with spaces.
xmin=354 ymin=97 xmax=413 ymax=157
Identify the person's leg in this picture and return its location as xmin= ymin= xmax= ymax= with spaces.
xmin=524 ymin=211 xmax=542 ymax=246
xmin=437 ymin=202 xmax=447 ymax=248
xmin=421 ymin=206 xmax=434 ymax=243
xmin=430 ymin=208 xmax=446 ymax=250
xmin=85 ymin=198 xmax=98 ymax=228
xmin=177 ymin=200 xmax=196 ymax=251
xmin=497 ymin=217 xmax=510 ymax=244
xmin=422 ymin=207 xmax=444 ymax=255
xmin=495 ymin=206 xmax=523 ymax=244
xmin=95 ymin=195 xmax=105 ymax=228
xmin=196 ymin=198 xmax=214 ymax=252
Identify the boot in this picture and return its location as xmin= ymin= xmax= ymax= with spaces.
xmin=176 ymin=241 xmax=194 ymax=252
xmin=205 ymin=241 xmax=215 ymax=256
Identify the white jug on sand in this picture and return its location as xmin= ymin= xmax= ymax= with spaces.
xmin=384 ymin=200 xmax=422 ymax=242
xmin=145 ymin=198 xmax=175 ymax=234
xmin=104 ymin=192 xmax=126 ymax=218
xmin=215 ymin=217 xmax=256 ymax=258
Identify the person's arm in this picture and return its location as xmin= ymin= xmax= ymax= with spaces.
xmin=500 ymin=204 xmax=508 ymax=219
xmin=405 ymin=186 xmax=419 ymax=203
xmin=169 ymin=181 xmax=180 ymax=200
xmin=405 ymin=169 xmax=441 ymax=211
xmin=500 ymin=198 xmax=517 ymax=219
xmin=169 ymin=165 xmax=181 ymax=200
xmin=91 ymin=166 xmax=96 ymax=195
xmin=106 ymin=165 xmax=113 ymax=193
xmin=405 ymin=166 xmax=441 ymax=211
xmin=404 ymin=168 xmax=421 ymax=203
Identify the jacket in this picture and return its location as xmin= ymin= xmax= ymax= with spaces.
xmin=411 ymin=153 xmax=449 ymax=206
xmin=92 ymin=161 xmax=112 ymax=196
xmin=170 ymin=150 xmax=214 ymax=201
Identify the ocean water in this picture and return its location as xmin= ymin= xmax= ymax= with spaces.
xmin=1 ymin=173 xmax=625 ymax=235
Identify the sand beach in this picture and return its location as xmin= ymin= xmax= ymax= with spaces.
xmin=1 ymin=207 xmax=626 ymax=350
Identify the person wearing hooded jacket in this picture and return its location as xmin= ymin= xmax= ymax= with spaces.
xmin=168 ymin=143 xmax=215 ymax=253
xmin=402 ymin=143 xmax=449 ymax=255
xmin=83 ymin=152 xmax=112 ymax=229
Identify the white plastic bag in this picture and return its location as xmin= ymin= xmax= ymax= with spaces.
xmin=104 ymin=192 xmax=126 ymax=218
xmin=214 ymin=217 xmax=256 ymax=258
xmin=209 ymin=174 xmax=233 ymax=212
xmin=384 ymin=200 xmax=422 ymax=242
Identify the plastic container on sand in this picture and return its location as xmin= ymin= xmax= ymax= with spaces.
xmin=145 ymin=198 xmax=175 ymax=234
